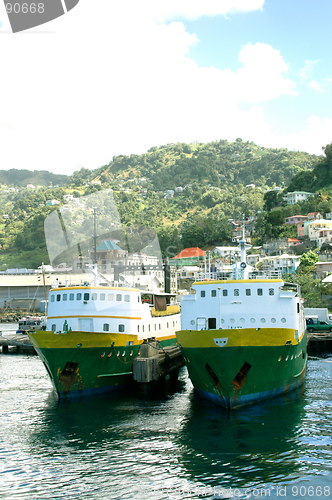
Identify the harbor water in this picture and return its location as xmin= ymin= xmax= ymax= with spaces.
xmin=0 ymin=324 xmax=332 ymax=500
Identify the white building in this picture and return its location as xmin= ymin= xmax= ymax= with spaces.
xmin=260 ymin=254 xmax=300 ymax=274
xmin=283 ymin=191 xmax=314 ymax=205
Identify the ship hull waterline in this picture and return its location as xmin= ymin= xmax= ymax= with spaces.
xmin=28 ymin=330 xmax=177 ymax=399
xmin=176 ymin=327 xmax=307 ymax=410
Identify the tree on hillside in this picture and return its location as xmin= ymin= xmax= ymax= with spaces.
xmin=312 ymin=143 xmax=332 ymax=188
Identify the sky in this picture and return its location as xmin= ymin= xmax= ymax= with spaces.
xmin=0 ymin=0 xmax=332 ymax=176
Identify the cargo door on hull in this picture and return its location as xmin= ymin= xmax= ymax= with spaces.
xmin=78 ymin=318 xmax=94 ymax=332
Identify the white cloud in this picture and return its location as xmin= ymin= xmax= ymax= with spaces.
xmin=307 ymin=80 xmax=324 ymax=93
xmin=300 ymin=59 xmax=319 ymax=80
xmin=261 ymin=116 xmax=332 ymax=156
xmin=150 ymin=0 xmax=265 ymax=22
xmin=0 ymin=0 xmax=329 ymax=177
xmin=235 ymin=43 xmax=297 ymax=102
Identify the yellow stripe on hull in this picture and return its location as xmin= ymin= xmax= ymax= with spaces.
xmin=176 ymin=327 xmax=305 ymax=348
xmin=29 ymin=330 xmax=177 ymax=349
xmin=47 ymin=315 xmax=142 ymax=320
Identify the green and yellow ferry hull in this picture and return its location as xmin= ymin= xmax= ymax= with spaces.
xmin=176 ymin=327 xmax=307 ymax=409
xmin=28 ymin=330 xmax=176 ymax=399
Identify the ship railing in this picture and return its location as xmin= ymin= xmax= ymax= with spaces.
xmin=196 ymin=270 xmax=283 ymax=281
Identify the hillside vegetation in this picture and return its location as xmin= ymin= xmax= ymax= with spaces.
xmin=0 ymin=139 xmax=329 ymax=270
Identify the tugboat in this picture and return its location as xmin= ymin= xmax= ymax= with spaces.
xmin=176 ymin=221 xmax=307 ymax=409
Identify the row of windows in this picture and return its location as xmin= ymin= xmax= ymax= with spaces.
xmin=200 ymin=288 xmax=275 ymax=298
xmin=193 ymin=317 xmax=287 ymax=329
xmin=220 ymin=317 xmax=286 ymax=324
xmin=52 ymin=319 xmax=179 ymax=333
xmin=50 ymin=293 xmax=134 ymax=303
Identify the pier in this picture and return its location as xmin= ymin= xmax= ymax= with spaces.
xmin=0 ymin=333 xmax=35 ymax=354
xmin=133 ymin=339 xmax=185 ymax=386
xmin=307 ymin=331 xmax=332 ymax=354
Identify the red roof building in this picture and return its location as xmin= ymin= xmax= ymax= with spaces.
xmin=171 ymin=247 xmax=204 ymax=266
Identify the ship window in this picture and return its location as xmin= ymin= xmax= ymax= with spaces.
xmin=63 ymin=294 xmax=67 ymax=301
xmin=250 ymin=318 xmax=255 ymax=323
xmin=137 ymin=325 xmax=139 ymax=333
xmin=103 ymin=323 xmax=109 ymax=332
xmin=211 ymin=290 xmax=217 ymax=297
xmin=52 ymin=324 xmax=56 ymax=331
xmin=116 ymin=294 xmax=122 ymax=301
xmin=223 ymin=290 xmax=228 ymax=296
xmin=246 ymin=289 xmax=251 ymax=296
xmin=257 ymin=289 xmax=263 ymax=296
xmin=271 ymin=317 xmax=276 ymax=323
xmin=200 ymin=290 xmax=206 ymax=298
xmin=167 ymin=322 xmax=169 ymax=328
xmin=159 ymin=324 xmax=161 ymax=330
xmin=269 ymin=288 xmax=274 ymax=296
xmin=208 ymin=318 xmax=216 ymax=329
xmin=69 ymin=294 xmax=74 ymax=301
xmin=281 ymin=318 xmax=286 ymax=323
xmin=108 ymin=294 xmax=114 ymax=301
xmin=56 ymin=294 xmax=61 ymax=302
xmin=155 ymin=324 xmax=156 ymax=330
xmin=148 ymin=324 xmax=150 ymax=331
xmin=51 ymin=295 xmax=55 ymax=302
xmin=260 ymin=318 xmax=266 ymax=323
xmin=119 ymin=324 xmax=125 ymax=332
xmin=142 ymin=325 xmax=144 ymax=332
xmin=234 ymin=289 xmax=239 ymax=296
xmin=92 ymin=293 xmax=97 ymax=300
xmin=76 ymin=293 xmax=81 ymax=300
xmin=100 ymin=293 xmax=105 ymax=301
xmin=84 ymin=293 xmax=89 ymax=301
xmin=297 ymin=303 xmax=300 ymax=313
xmin=124 ymin=295 xmax=130 ymax=302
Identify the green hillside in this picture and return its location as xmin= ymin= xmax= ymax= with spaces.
xmin=0 ymin=139 xmax=328 ymax=270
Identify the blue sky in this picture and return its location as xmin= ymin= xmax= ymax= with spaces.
xmin=0 ymin=0 xmax=331 ymax=175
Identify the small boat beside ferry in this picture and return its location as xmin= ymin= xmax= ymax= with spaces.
xmin=28 ymin=280 xmax=180 ymax=399
xmin=176 ymin=226 xmax=307 ymax=409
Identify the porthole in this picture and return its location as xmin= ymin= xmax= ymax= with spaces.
xmin=230 ymin=318 xmax=235 ymax=324
xmin=221 ymin=319 xmax=225 ymax=324
xmin=250 ymin=318 xmax=255 ymax=323
xmin=281 ymin=318 xmax=286 ymax=323
xmin=190 ymin=320 xmax=195 ymax=325
xmin=260 ymin=318 xmax=266 ymax=323
xmin=271 ymin=318 xmax=276 ymax=323
xmin=240 ymin=318 xmax=245 ymax=323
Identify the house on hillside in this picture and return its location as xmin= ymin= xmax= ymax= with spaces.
xmin=285 ymin=215 xmax=307 ymax=225
xmin=263 ymin=238 xmax=300 ymax=256
xmin=260 ymin=254 xmax=300 ymax=274
xmin=171 ymin=247 xmax=204 ymax=267
xmin=283 ymin=191 xmax=315 ymax=205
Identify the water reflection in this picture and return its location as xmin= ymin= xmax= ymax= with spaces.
xmin=1 ymin=356 xmax=332 ymax=500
